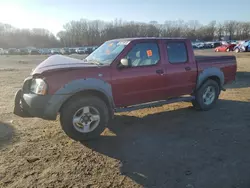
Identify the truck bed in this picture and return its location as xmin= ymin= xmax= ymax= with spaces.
xmin=195 ymin=55 xmax=237 ymax=85
xmin=195 ymin=55 xmax=236 ymax=63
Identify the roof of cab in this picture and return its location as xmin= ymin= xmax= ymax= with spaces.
xmin=108 ymin=37 xmax=187 ymax=42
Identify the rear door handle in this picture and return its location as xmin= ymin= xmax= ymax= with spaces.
xmin=156 ymin=69 xmax=164 ymax=74
xmin=185 ymin=67 xmax=191 ymax=71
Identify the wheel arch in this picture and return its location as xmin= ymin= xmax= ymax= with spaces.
xmin=44 ymin=78 xmax=115 ymax=119
xmin=196 ymin=67 xmax=224 ymax=90
xmin=59 ymin=89 xmax=114 ymax=118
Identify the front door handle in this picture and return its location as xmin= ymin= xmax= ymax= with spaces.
xmin=185 ymin=67 xmax=191 ymax=71
xmin=156 ymin=69 xmax=164 ymax=74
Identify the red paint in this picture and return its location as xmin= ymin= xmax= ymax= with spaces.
xmin=215 ymin=44 xmax=236 ymax=52
xmin=41 ymin=38 xmax=237 ymax=108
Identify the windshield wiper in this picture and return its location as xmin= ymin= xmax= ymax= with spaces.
xmin=85 ymin=59 xmax=103 ymax=65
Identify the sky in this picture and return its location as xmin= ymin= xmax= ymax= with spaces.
xmin=0 ymin=0 xmax=249 ymax=35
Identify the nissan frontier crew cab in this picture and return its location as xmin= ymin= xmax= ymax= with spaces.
xmin=14 ymin=37 xmax=237 ymax=141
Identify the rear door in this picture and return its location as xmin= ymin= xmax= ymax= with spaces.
xmin=111 ymin=41 xmax=167 ymax=107
xmin=162 ymin=40 xmax=197 ymax=97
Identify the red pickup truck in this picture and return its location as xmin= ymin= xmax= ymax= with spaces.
xmin=14 ymin=37 xmax=237 ymax=141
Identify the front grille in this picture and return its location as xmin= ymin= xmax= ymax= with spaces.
xmin=22 ymin=76 xmax=32 ymax=93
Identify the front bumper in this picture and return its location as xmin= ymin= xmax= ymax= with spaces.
xmin=13 ymin=77 xmax=58 ymax=120
xmin=13 ymin=89 xmax=56 ymax=120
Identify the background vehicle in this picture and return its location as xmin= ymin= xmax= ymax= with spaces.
xmin=215 ymin=43 xmax=236 ymax=52
xmin=204 ymin=42 xmax=213 ymax=48
xmin=60 ymin=48 xmax=70 ymax=55
xmin=14 ymin=37 xmax=237 ymax=141
xmin=29 ymin=49 xmax=40 ymax=55
xmin=211 ymin=42 xmax=221 ymax=48
xmin=85 ymin=47 xmax=94 ymax=54
xmin=69 ymin=48 xmax=77 ymax=54
xmin=51 ymin=48 xmax=61 ymax=55
xmin=39 ymin=48 xmax=51 ymax=55
xmin=19 ymin=48 xmax=29 ymax=55
xmin=234 ymin=40 xmax=250 ymax=53
xmin=7 ymin=48 xmax=19 ymax=55
xmin=76 ymin=47 xmax=86 ymax=54
xmin=0 ymin=48 xmax=4 ymax=55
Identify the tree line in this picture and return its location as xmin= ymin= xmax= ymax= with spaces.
xmin=1 ymin=19 xmax=250 ymax=48
xmin=0 ymin=23 xmax=60 ymax=48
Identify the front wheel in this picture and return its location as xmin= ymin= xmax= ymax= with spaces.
xmin=192 ymin=80 xmax=220 ymax=111
xmin=60 ymin=96 xmax=109 ymax=141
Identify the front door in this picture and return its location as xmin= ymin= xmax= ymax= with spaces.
xmin=111 ymin=41 xmax=167 ymax=107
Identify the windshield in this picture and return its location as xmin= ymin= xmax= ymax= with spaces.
xmin=86 ymin=40 xmax=129 ymax=65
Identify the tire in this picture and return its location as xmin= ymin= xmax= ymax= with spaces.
xmin=235 ymin=48 xmax=240 ymax=53
xmin=60 ymin=95 xmax=109 ymax=141
xmin=192 ymin=80 xmax=220 ymax=111
xmin=226 ymin=48 xmax=230 ymax=52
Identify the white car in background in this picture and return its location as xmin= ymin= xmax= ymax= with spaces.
xmin=0 ymin=48 xmax=4 ymax=55
xmin=76 ymin=47 xmax=87 ymax=54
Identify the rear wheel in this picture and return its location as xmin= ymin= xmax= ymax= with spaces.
xmin=192 ymin=80 xmax=220 ymax=111
xmin=226 ymin=48 xmax=230 ymax=52
xmin=235 ymin=48 xmax=240 ymax=53
xmin=60 ymin=96 xmax=109 ymax=141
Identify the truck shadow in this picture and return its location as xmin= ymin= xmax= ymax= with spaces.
xmin=83 ymin=99 xmax=250 ymax=187
xmin=226 ymin=71 xmax=250 ymax=89
xmin=0 ymin=121 xmax=15 ymax=149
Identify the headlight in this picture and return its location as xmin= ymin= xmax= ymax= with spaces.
xmin=30 ymin=78 xmax=48 ymax=95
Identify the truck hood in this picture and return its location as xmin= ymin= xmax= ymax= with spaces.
xmin=31 ymin=55 xmax=99 ymax=75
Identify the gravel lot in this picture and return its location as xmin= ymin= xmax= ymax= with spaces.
xmin=0 ymin=51 xmax=250 ymax=188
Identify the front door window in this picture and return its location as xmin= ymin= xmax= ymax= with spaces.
xmin=125 ymin=42 xmax=160 ymax=67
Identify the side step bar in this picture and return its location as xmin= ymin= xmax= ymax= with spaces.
xmin=114 ymin=96 xmax=195 ymax=113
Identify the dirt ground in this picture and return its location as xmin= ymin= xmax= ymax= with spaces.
xmin=0 ymin=50 xmax=250 ymax=188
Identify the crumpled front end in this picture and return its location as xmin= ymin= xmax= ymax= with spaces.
xmin=13 ymin=77 xmax=33 ymax=117
xmin=13 ymin=76 xmax=57 ymax=120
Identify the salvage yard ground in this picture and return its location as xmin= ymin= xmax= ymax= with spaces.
xmin=0 ymin=50 xmax=250 ymax=188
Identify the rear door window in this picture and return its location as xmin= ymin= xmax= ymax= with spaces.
xmin=166 ymin=42 xmax=188 ymax=63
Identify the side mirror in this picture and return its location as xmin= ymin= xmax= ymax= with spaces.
xmin=119 ymin=58 xmax=129 ymax=68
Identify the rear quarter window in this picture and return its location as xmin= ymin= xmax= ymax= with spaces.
xmin=166 ymin=42 xmax=188 ymax=63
